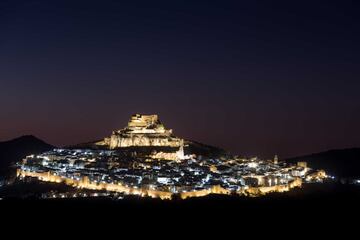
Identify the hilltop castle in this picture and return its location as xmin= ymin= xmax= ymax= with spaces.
xmin=96 ymin=114 xmax=185 ymax=160
xmin=102 ymin=114 xmax=182 ymax=149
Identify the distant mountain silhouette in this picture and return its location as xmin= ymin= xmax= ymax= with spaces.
xmin=0 ymin=135 xmax=54 ymax=177
xmin=286 ymin=148 xmax=360 ymax=178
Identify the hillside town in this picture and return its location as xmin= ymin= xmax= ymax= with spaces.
xmin=17 ymin=114 xmax=327 ymax=200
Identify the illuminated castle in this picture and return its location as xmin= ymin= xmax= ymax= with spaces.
xmin=99 ymin=114 xmax=183 ymax=149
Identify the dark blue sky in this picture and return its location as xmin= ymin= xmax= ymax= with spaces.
xmin=1 ymin=0 xmax=359 ymax=158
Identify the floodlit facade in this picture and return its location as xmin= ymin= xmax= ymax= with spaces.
xmin=98 ymin=114 xmax=182 ymax=149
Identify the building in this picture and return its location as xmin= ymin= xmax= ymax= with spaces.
xmin=97 ymin=114 xmax=183 ymax=149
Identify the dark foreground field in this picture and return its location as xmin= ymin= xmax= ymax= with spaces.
xmin=1 ymin=183 xmax=359 ymax=219
xmin=0 ymin=183 xmax=357 ymax=237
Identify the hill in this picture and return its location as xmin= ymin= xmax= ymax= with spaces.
xmin=0 ymin=135 xmax=54 ymax=177
xmin=286 ymin=148 xmax=360 ymax=178
xmin=67 ymin=139 xmax=229 ymax=159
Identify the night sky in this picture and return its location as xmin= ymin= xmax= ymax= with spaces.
xmin=1 ymin=0 xmax=360 ymax=158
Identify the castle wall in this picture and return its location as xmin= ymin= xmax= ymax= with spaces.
xmin=101 ymin=114 xmax=183 ymax=149
xmin=17 ymin=169 xmax=229 ymax=200
xmin=109 ymin=134 xmax=181 ymax=149
xmin=17 ymin=169 xmax=173 ymax=200
xmin=17 ymin=169 xmax=303 ymax=200
xmin=242 ymin=178 xmax=302 ymax=196
xmin=180 ymin=185 xmax=231 ymax=199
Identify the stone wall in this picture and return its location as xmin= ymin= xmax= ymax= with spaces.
xmin=128 ymin=114 xmax=159 ymax=128
xmin=17 ymin=169 xmax=304 ymax=200
xmin=243 ymin=178 xmax=302 ymax=196
xmin=109 ymin=134 xmax=181 ymax=149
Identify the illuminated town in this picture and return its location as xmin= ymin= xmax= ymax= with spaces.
xmin=16 ymin=114 xmax=327 ymax=200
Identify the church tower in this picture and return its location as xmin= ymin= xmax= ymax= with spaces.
xmin=274 ymin=155 xmax=278 ymax=164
